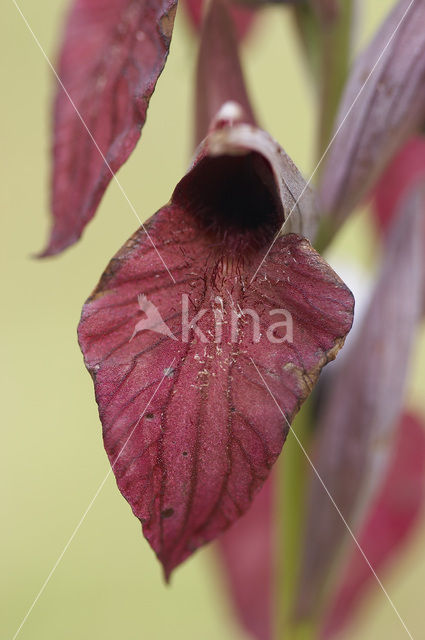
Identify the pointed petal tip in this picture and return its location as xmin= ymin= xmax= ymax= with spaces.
xmin=161 ymin=562 xmax=173 ymax=584
xmin=48 ymin=0 xmax=176 ymax=255
xmin=35 ymin=226 xmax=81 ymax=258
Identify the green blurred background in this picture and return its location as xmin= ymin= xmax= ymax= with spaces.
xmin=1 ymin=1 xmax=424 ymax=638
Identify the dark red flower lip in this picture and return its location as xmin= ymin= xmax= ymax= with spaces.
xmin=78 ymin=200 xmax=353 ymax=579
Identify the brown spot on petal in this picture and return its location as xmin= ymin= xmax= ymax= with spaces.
xmin=160 ymin=4 xmax=177 ymax=41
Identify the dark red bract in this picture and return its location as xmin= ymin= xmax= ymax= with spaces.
xmin=41 ymin=0 xmax=177 ymax=256
xmin=373 ymin=136 xmax=425 ymax=235
xmin=323 ymin=413 xmax=425 ymax=638
xmin=218 ymin=475 xmax=275 ymax=640
xmin=183 ymin=0 xmax=255 ymax=41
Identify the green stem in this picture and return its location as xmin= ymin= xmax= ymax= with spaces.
xmin=293 ymin=1 xmax=354 ymax=164
xmin=286 ymin=621 xmax=316 ymax=640
xmin=275 ymin=400 xmax=317 ymax=640
xmin=292 ymin=4 xmax=322 ymax=83
xmin=317 ymin=0 xmax=353 ymax=158
xmin=312 ymin=214 xmax=336 ymax=254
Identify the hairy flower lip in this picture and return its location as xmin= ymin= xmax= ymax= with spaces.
xmin=78 ymin=144 xmax=353 ymax=576
xmin=173 ymin=104 xmax=319 ymax=254
xmin=78 ymin=215 xmax=354 ymax=578
xmin=172 ymin=150 xmax=285 ymax=254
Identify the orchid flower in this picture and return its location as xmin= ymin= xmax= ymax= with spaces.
xmin=40 ymin=0 xmax=425 ymax=638
xmin=77 ymin=0 xmax=353 ymax=579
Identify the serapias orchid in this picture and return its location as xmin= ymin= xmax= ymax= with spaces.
xmin=77 ymin=0 xmax=353 ymax=578
xmin=40 ymin=0 xmax=425 ymax=636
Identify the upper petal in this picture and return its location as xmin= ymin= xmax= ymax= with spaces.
xmin=41 ymin=0 xmax=177 ymax=256
xmin=194 ymin=0 xmax=257 ymax=144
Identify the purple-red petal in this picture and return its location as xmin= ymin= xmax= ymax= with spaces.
xmin=41 ymin=0 xmax=177 ymax=256
xmin=323 ymin=412 xmax=425 ymax=638
xmin=373 ymin=136 xmax=425 ymax=236
xmin=78 ymin=198 xmax=353 ymax=575
xmin=217 ymin=476 xmax=275 ymax=640
xmin=319 ymin=0 xmax=425 ymax=227
xmin=195 ymin=0 xmax=257 ymax=144
xmin=183 ymin=0 xmax=256 ymax=41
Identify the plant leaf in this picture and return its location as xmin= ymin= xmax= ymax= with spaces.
xmin=41 ymin=0 xmax=177 ymax=257
xmin=322 ymin=412 xmax=425 ymax=638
